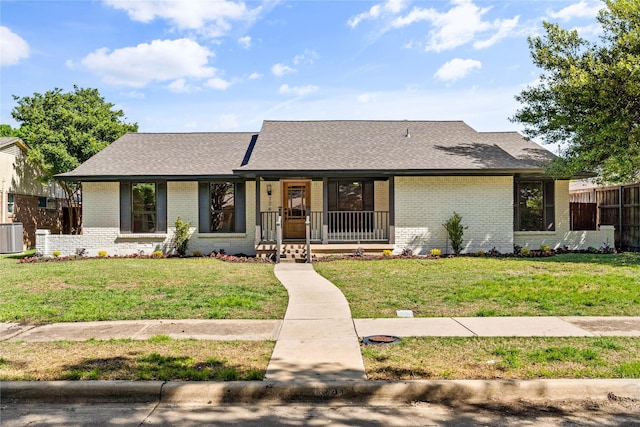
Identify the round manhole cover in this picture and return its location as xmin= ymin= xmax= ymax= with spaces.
xmin=362 ymin=335 xmax=401 ymax=345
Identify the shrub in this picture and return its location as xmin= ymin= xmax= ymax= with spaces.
xmin=540 ymin=244 xmax=551 ymax=252
xmin=382 ymin=249 xmax=392 ymax=257
xmin=192 ymin=250 xmax=202 ymax=257
xmin=152 ymin=250 xmax=164 ymax=258
xmin=443 ymin=212 xmax=467 ymax=255
xmin=352 ymin=247 xmax=365 ymax=257
xmin=475 ymin=250 xmax=486 ymax=257
xmin=401 ymin=247 xmax=414 ymax=257
xmin=520 ymin=247 xmax=531 ymax=256
xmin=173 ymin=216 xmax=191 ymax=256
xmin=430 ymin=248 xmax=441 ymax=257
xmin=52 ymin=250 xmax=61 ymax=258
xmin=97 ymin=250 xmax=107 ymax=258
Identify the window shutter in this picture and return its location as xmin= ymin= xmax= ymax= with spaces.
xmin=544 ymin=181 xmax=555 ymax=231
xmin=198 ymin=182 xmax=210 ymax=233
xmin=120 ymin=182 xmax=131 ymax=232
xmin=157 ymin=182 xmax=167 ymax=232
xmin=235 ymin=181 xmax=246 ymax=233
xmin=328 ymin=181 xmax=337 ymax=211
xmin=363 ymin=180 xmax=374 ymax=211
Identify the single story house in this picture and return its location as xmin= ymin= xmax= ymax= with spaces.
xmin=37 ymin=120 xmax=614 ymax=258
xmin=1 ymin=137 xmax=67 ymax=250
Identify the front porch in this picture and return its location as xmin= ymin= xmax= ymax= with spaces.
xmin=252 ymin=177 xmax=395 ymax=261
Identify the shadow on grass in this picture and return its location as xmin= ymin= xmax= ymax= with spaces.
xmin=0 ymin=249 xmax=36 ymax=260
xmin=509 ymin=252 xmax=640 ymax=267
xmin=60 ymin=355 xmax=263 ymax=381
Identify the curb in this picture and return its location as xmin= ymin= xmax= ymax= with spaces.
xmin=3 ymin=379 xmax=639 ymax=405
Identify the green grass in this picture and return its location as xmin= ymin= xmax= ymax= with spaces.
xmin=0 ymin=257 xmax=287 ymax=323
xmin=314 ymin=253 xmax=640 ymax=317
xmin=0 ymin=337 xmax=274 ymax=381
xmin=361 ymin=336 xmax=640 ymax=380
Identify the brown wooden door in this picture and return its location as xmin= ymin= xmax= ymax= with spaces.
xmin=283 ymin=181 xmax=310 ymax=239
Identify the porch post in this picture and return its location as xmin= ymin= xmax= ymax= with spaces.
xmin=389 ymin=176 xmax=395 ymax=244
xmin=322 ymin=177 xmax=329 ymax=244
xmin=255 ymin=177 xmax=261 ymax=245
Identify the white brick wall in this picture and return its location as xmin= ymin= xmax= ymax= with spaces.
xmin=38 ymin=181 xmax=257 ymax=257
xmin=394 ymin=176 xmax=514 ymax=254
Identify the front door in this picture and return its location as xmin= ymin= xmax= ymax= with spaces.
xmin=283 ymin=181 xmax=310 ymax=239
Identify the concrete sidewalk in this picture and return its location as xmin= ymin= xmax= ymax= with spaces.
xmin=3 ymin=316 xmax=640 ymax=343
xmin=265 ymin=263 xmax=366 ymax=382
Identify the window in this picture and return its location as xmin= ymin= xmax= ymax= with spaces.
xmin=38 ymin=196 xmax=57 ymax=210
xmin=132 ymin=183 xmax=157 ymax=233
xmin=328 ymin=180 xmax=374 ymax=211
xmin=198 ymin=181 xmax=245 ymax=233
xmin=120 ymin=182 xmax=167 ymax=233
xmin=515 ymin=180 xmax=555 ymax=231
xmin=7 ymin=193 xmax=14 ymax=214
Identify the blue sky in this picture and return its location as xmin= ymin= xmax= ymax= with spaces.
xmin=1 ymin=0 xmax=603 ymax=137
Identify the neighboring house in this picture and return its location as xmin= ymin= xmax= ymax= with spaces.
xmin=0 ymin=137 xmax=67 ymax=249
xmin=38 ymin=120 xmax=613 ymax=258
xmin=570 ymin=179 xmax=640 ymax=251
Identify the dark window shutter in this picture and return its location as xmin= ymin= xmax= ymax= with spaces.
xmin=157 ymin=182 xmax=167 ymax=232
xmin=235 ymin=181 xmax=246 ymax=233
xmin=363 ymin=180 xmax=374 ymax=211
xmin=328 ymin=181 xmax=338 ymax=211
xmin=120 ymin=182 xmax=131 ymax=232
xmin=198 ymin=182 xmax=210 ymax=233
xmin=513 ymin=180 xmax=519 ymax=231
xmin=544 ymin=181 xmax=555 ymax=231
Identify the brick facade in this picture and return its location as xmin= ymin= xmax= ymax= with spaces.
xmin=12 ymin=193 xmax=63 ymax=248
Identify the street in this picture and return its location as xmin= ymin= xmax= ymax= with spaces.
xmin=2 ymin=398 xmax=639 ymax=426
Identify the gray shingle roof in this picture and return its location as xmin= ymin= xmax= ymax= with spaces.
xmin=237 ymin=121 xmax=554 ymax=173
xmin=58 ymin=132 xmax=257 ymax=179
xmin=59 ymin=121 xmax=557 ymax=180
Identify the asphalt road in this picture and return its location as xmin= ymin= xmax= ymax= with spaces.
xmin=2 ymin=398 xmax=639 ymax=426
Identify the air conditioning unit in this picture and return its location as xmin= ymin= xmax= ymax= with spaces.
xmin=0 ymin=222 xmax=23 ymax=253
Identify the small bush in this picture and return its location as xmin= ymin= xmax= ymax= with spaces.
xmin=540 ymin=245 xmax=551 ymax=252
xmin=475 ymin=250 xmax=486 ymax=257
xmin=152 ymin=250 xmax=164 ymax=258
xmin=52 ymin=251 xmax=61 ymax=258
xmin=520 ymin=247 xmax=531 ymax=256
xmin=97 ymin=250 xmax=107 ymax=258
xmin=401 ymin=247 xmax=414 ymax=257
xmin=443 ymin=212 xmax=467 ymax=255
xmin=430 ymin=248 xmax=441 ymax=257
xmin=173 ymin=216 xmax=191 ymax=256
xmin=352 ymin=247 xmax=365 ymax=257
xmin=382 ymin=249 xmax=392 ymax=257
xmin=192 ymin=250 xmax=202 ymax=257
xmin=587 ymin=246 xmax=599 ymax=253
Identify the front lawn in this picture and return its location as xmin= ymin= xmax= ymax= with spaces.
xmin=0 ymin=336 xmax=273 ymax=381
xmin=362 ymin=336 xmax=640 ymax=380
xmin=314 ymin=253 xmax=640 ymax=317
xmin=0 ymin=258 xmax=287 ymax=323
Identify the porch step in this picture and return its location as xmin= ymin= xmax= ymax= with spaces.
xmin=256 ymin=243 xmax=308 ymax=262
xmin=256 ymin=243 xmax=394 ymax=260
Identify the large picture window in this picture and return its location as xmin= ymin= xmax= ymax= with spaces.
xmin=198 ymin=181 xmax=246 ymax=233
xmin=515 ymin=180 xmax=555 ymax=231
xmin=328 ymin=180 xmax=374 ymax=211
xmin=120 ymin=182 xmax=167 ymax=233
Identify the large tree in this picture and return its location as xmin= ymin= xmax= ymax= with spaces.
xmin=512 ymin=0 xmax=640 ymax=183
xmin=12 ymin=86 xmax=137 ymax=233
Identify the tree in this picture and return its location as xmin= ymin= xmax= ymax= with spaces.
xmin=0 ymin=124 xmax=20 ymax=137
xmin=11 ymin=86 xmax=137 ymax=233
xmin=512 ymin=0 xmax=640 ymax=183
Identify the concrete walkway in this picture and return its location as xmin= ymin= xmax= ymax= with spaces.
xmin=265 ymin=263 xmax=367 ymax=382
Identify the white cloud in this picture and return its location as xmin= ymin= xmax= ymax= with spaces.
xmin=167 ymin=78 xmax=194 ymax=93
xmin=357 ymin=93 xmax=375 ymax=103
xmin=391 ymin=0 xmax=520 ymax=52
xmin=547 ymin=1 xmax=603 ymax=21
xmin=238 ymin=36 xmax=251 ymax=49
xmin=1 ymin=26 xmax=30 ymax=66
xmin=103 ymin=0 xmax=260 ymax=37
xmin=348 ymin=0 xmax=408 ymax=28
xmin=434 ymin=58 xmax=482 ymax=82
xmin=204 ymin=77 xmax=232 ymax=90
xmin=78 ymin=38 xmax=215 ymax=87
xmin=248 ymin=72 xmax=262 ymax=80
xmin=278 ymin=84 xmax=319 ymax=97
xmin=293 ymin=49 xmax=319 ymax=65
xmin=272 ymin=63 xmax=296 ymax=77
